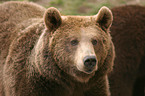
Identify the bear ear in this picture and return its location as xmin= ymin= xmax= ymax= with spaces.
xmin=44 ymin=7 xmax=62 ymax=32
xmin=95 ymin=6 xmax=113 ymax=32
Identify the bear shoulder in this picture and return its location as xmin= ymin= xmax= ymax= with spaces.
xmin=0 ymin=1 xmax=46 ymax=25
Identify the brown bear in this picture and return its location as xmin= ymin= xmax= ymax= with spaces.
xmin=0 ymin=1 xmax=115 ymax=96
xmin=109 ymin=5 xmax=145 ymax=96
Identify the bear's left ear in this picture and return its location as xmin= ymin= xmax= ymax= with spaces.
xmin=44 ymin=7 xmax=62 ymax=32
xmin=95 ymin=6 xmax=113 ymax=32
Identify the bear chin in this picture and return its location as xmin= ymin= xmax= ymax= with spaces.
xmin=72 ymin=69 xmax=96 ymax=83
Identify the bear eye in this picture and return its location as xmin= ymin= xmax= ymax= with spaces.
xmin=103 ymin=39 xmax=106 ymax=43
xmin=92 ymin=39 xmax=98 ymax=45
xmin=70 ymin=39 xmax=79 ymax=46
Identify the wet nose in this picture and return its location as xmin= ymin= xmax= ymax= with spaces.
xmin=83 ymin=56 xmax=97 ymax=69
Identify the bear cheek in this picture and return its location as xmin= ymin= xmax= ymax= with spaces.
xmin=94 ymin=42 xmax=109 ymax=67
xmin=53 ymin=39 xmax=76 ymax=72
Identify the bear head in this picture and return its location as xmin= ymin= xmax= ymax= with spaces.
xmin=35 ymin=6 xmax=113 ymax=83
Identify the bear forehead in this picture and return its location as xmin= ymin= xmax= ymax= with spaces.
xmin=55 ymin=24 xmax=103 ymax=40
xmin=53 ymin=16 xmax=105 ymax=39
xmin=61 ymin=16 xmax=96 ymax=27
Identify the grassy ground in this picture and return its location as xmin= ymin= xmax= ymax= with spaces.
xmin=37 ymin=0 xmax=145 ymax=15
xmin=1 ymin=0 xmax=145 ymax=15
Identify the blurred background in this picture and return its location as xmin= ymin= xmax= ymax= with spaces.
xmin=0 ymin=0 xmax=145 ymax=15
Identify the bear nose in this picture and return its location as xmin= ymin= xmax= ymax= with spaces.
xmin=83 ymin=56 xmax=97 ymax=69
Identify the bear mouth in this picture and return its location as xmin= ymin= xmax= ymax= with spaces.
xmin=76 ymin=64 xmax=97 ymax=75
xmin=83 ymin=67 xmax=96 ymax=74
xmin=73 ymin=69 xmax=96 ymax=82
xmin=84 ymin=68 xmax=95 ymax=74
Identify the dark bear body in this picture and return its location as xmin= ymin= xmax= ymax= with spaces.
xmin=109 ymin=5 xmax=145 ymax=96
xmin=0 ymin=1 xmax=115 ymax=96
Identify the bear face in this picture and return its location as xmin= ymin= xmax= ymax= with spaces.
xmin=43 ymin=7 xmax=113 ymax=82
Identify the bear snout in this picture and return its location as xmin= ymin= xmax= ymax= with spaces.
xmin=83 ymin=56 xmax=97 ymax=73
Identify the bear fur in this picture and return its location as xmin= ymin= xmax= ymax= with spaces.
xmin=0 ymin=1 xmax=115 ymax=96
xmin=109 ymin=5 xmax=145 ymax=96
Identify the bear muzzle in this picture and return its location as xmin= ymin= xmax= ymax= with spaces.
xmin=83 ymin=56 xmax=98 ymax=74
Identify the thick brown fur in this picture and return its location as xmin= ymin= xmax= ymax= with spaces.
xmin=0 ymin=1 xmax=46 ymax=96
xmin=109 ymin=5 xmax=145 ymax=96
xmin=0 ymin=1 xmax=115 ymax=96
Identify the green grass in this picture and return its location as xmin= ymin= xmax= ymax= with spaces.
xmin=47 ymin=0 xmax=145 ymax=15
xmin=1 ymin=0 xmax=145 ymax=15
xmin=50 ymin=0 xmax=64 ymax=5
xmin=48 ymin=0 xmax=87 ymax=15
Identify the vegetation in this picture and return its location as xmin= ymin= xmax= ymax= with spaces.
xmin=47 ymin=0 xmax=145 ymax=15
xmin=1 ymin=0 xmax=145 ymax=15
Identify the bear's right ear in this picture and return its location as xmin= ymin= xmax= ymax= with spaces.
xmin=44 ymin=7 xmax=62 ymax=32
xmin=95 ymin=6 xmax=113 ymax=32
